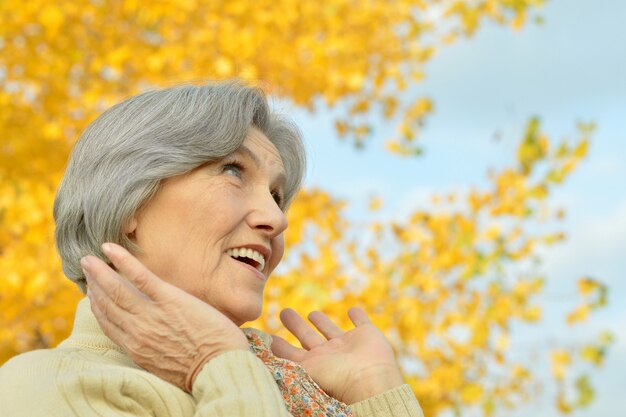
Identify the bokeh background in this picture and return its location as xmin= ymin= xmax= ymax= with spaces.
xmin=294 ymin=2 xmax=625 ymax=416
xmin=1 ymin=0 xmax=623 ymax=416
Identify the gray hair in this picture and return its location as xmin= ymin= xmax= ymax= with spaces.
xmin=53 ymin=81 xmax=306 ymax=293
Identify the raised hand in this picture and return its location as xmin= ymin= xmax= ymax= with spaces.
xmin=80 ymin=242 xmax=250 ymax=392
xmin=270 ymin=308 xmax=405 ymax=405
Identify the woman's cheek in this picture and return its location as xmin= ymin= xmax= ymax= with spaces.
xmin=268 ymin=234 xmax=285 ymax=275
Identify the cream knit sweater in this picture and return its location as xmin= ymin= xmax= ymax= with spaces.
xmin=0 ymin=298 xmax=423 ymax=416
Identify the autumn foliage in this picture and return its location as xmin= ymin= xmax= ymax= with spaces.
xmin=0 ymin=1 xmax=610 ymax=415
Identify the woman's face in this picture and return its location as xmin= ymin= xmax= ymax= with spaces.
xmin=127 ymin=128 xmax=288 ymax=325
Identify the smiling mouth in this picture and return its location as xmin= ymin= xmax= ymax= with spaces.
xmin=226 ymin=248 xmax=266 ymax=272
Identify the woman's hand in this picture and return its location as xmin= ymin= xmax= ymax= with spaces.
xmin=271 ymin=308 xmax=405 ymax=405
xmin=81 ymin=242 xmax=249 ymax=392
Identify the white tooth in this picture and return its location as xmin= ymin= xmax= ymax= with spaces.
xmin=252 ymin=251 xmax=264 ymax=266
xmin=228 ymin=248 xmax=266 ymax=271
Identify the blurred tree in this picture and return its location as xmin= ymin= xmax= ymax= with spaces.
xmin=0 ymin=0 xmax=610 ymax=415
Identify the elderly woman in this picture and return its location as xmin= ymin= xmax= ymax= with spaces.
xmin=0 ymin=82 xmax=423 ymax=417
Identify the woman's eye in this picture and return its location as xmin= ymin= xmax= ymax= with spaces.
xmin=272 ymin=190 xmax=284 ymax=208
xmin=222 ymin=163 xmax=243 ymax=178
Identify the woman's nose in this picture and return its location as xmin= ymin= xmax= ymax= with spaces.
xmin=247 ymin=190 xmax=288 ymax=237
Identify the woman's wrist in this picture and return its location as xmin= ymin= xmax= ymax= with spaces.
xmin=185 ymin=333 xmax=250 ymax=392
xmin=345 ymin=366 xmax=405 ymax=405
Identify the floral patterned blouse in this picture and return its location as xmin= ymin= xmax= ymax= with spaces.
xmin=243 ymin=328 xmax=353 ymax=417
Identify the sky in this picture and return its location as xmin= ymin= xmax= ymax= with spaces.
xmin=286 ymin=0 xmax=625 ymax=416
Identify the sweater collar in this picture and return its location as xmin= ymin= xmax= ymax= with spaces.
xmin=58 ymin=297 xmax=131 ymax=359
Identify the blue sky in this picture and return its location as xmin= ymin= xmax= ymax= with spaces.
xmin=286 ymin=0 xmax=625 ymax=415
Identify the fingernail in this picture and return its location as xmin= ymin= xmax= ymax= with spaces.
xmin=80 ymin=256 xmax=91 ymax=270
xmin=101 ymin=243 xmax=113 ymax=254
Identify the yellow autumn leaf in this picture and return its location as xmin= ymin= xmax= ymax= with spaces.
xmin=39 ymin=5 xmax=64 ymax=34
xmin=460 ymin=383 xmax=484 ymax=404
xmin=566 ymin=304 xmax=590 ymax=325
xmin=578 ymin=277 xmax=598 ymax=296
xmin=521 ymin=305 xmax=542 ymax=322
xmin=580 ymin=346 xmax=603 ymax=366
xmin=368 ymin=196 xmax=383 ymax=211
xmin=550 ymin=350 xmax=571 ymax=380
xmin=510 ymin=9 xmax=526 ymax=31
xmin=573 ymin=138 xmax=590 ymax=159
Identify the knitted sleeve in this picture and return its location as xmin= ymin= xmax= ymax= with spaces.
xmin=192 ymin=349 xmax=294 ymax=416
xmin=350 ymin=384 xmax=424 ymax=417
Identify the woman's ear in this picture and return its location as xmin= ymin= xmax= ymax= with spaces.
xmin=123 ymin=217 xmax=138 ymax=240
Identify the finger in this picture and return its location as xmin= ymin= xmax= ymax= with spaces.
xmin=270 ymin=334 xmax=306 ymax=362
xmin=279 ymin=308 xmax=325 ymax=350
xmin=87 ymin=275 xmax=138 ymax=333
xmin=307 ymin=311 xmax=344 ymax=339
xmin=101 ymin=242 xmax=170 ymax=301
xmin=82 ymin=255 xmax=148 ymax=313
xmin=88 ymin=284 xmax=131 ymax=349
xmin=348 ymin=307 xmax=372 ymax=327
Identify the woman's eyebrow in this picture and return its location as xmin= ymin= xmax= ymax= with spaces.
xmin=236 ymin=145 xmax=286 ymax=187
xmin=236 ymin=145 xmax=261 ymax=168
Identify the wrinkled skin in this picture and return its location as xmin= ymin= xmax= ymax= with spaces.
xmin=83 ymin=243 xmax=404 ymax=403
xmin=273 ymin=308 xmax=405 ymax=404
xmin=82 ymin=243 xmax=250 ymax=391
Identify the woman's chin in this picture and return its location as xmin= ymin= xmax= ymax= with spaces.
xmin=223 ymin=299 xmax=264 ymax=326
xmin=231 ymin=309 xmax=262 ymax=327
xmin=193 ymin=287 xmax=264 ymax=326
